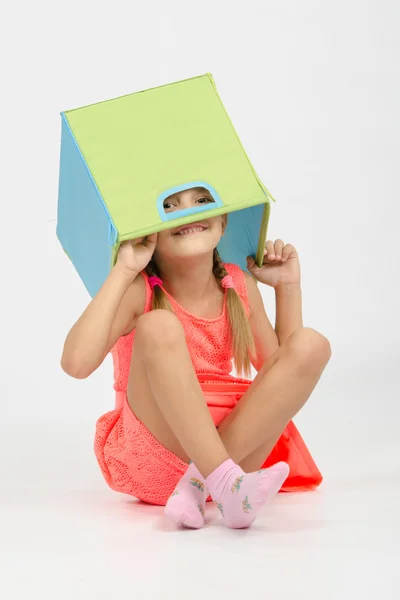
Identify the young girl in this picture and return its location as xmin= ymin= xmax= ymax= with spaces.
xmin=61 ymin=186 xmax=331 ymax=529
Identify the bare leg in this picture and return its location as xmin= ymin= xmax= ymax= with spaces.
xmin=239 ymin=432 xmax=283 ymax=473
xmin=127 ymin=310 xmax=229 ymax=478
xmin=129 ymin=316 xmax=330 ymax=475
xmin=128 ymin=316 xmax=329 ymax=528
xmin=218 ymin=328 xmax=332 ymax=471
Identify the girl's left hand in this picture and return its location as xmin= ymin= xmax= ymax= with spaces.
xmin=246 ymin=240 xmax=301 ymax=289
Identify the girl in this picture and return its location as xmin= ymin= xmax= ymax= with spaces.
xmin=61 ymin=186 xmax=331 ymax=529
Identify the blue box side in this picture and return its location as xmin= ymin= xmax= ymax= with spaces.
xmin=57 ymin=114 xmax=117 ymax=298
xmin=217 ymin=204 xmax=265 ymax=272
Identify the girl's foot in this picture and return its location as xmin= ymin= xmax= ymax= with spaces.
xmin=206 ymin=459 xmax=289 ymax=529
xmin=164 ymin=463 xmax=207 ymax=529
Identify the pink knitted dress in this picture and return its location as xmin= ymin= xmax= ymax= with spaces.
xmin=94 ymin=263 xmax=253 ymax=505
xmin=94 ymin=262 xmax=323 ymax=505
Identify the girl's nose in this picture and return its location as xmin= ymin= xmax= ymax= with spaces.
xmin=179 ymin=196 xmax=194 ymax=210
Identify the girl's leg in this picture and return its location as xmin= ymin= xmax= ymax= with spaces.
xmin=217 ymin=327 xmax=332 ymax=471
xmin=127 ymin=309 xmax=229 ymax=478
xmin=127 ymin=309 xmax=290 ymax=529
xmin=239 ymin=433 xmax=284 ymax=473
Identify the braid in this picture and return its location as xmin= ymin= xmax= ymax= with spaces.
xmin=212 ymin=248 xmax=229 ymax=280
xmin=145 ymin=259 xmax=172 ymax=312
xmin=213 ymin=248 xmax=255 ymax=377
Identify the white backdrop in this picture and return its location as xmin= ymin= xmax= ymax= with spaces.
xmin=1 ymin=1 xmax=399 ymax=598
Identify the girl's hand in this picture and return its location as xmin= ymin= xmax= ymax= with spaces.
xmin=116 ymin=233 xmax=158 ymax=277
xmin=246 ymin=239 xmax=301 ymax=289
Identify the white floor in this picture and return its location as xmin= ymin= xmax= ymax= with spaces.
xmin=1 ymin=419 xmax=399 ymax=600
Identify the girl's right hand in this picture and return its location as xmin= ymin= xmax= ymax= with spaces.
xmin=116 ymin=233 xmax=158 ymax=277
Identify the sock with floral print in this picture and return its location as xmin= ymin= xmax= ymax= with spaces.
xmin=206 ymin=459 xmax=289 ymax=529
xmin=164 ymin=463 xmax=207 ymax=529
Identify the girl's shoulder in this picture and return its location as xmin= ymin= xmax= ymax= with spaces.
xmin=134 ymin=270 xmax=153 ymax=312
xmin=119 ymin=271 xmax=151 ymax=337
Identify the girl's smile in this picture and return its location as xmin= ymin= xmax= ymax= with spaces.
xmin=173 ymin=222 xmax=209 ymax=236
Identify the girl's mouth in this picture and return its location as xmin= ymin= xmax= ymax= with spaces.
xmin=174 ymin=226 xmax=208 ymax=236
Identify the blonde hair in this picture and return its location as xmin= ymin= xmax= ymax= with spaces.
xmin=145 ymin=248 xmax=255 ymax=377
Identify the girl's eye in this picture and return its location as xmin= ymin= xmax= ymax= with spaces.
xmin=164 ymin=197 xmax=214 ymax=211
xmin=197 ymin=197 xmax=214 ymax=204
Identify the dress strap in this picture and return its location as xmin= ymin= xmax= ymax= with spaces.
xmin=141 ymin=264 xmax=249 ymax=315
xmin=223 ymin=263 xmax=250 ymax=315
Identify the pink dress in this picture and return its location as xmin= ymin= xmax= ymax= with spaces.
xmin=94 ymin=262 xmax=323 ymax=505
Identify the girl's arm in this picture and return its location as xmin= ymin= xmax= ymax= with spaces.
xmin=243 ymin=272 xmax=279 ymax=371
xmin=244 ymin=272 xmax=304 ymax=371
xmin=274 ymin=283 xmax=303 ymax=345
xmin=61 ymin=263 xmax=145 ymax=379
xmin=62 ymin=235 xmax=157 ymax=379
xmin=244 ymin=239 xmax=303 ymax=370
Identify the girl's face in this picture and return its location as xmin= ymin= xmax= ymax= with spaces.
xmin=154 ymin=187 xmax=227 ymax=260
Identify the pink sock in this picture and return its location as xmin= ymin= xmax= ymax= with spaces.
xmin=206 ymin=459 xmax=289 ymax=529
xmin=164 ymin=463 xmax=207 ymax=529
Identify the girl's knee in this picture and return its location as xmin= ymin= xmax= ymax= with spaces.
xmin=287 ymin=327 xmax=332 ymax=372
xmin=135 ymin=310 xmax=185 ymax=348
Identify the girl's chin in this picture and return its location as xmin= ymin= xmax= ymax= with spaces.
xmin=159 ymin=247 xmax=215 ymax=260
